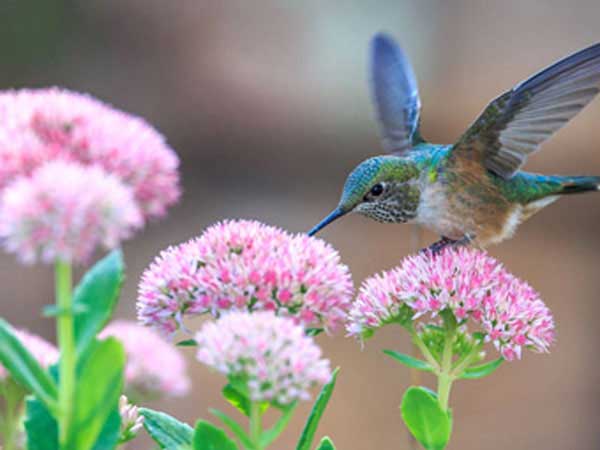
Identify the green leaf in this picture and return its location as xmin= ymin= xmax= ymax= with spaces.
xmin=209 ymin=409 xmax=253 ymax=450
xmin=91 ymin=408 xmax=121 ymax=450
xmin=66 ymin=338 xmax=125 ymax=450
xmin=260 ymin=402 xmax=297 ymax=448
xmin=176 ymin=339 xmax=197 ymax=347
xmin=24 ymin=371 xmax=120 ymax=450
xmin=383 ymin=350 xmax=434 ymax=372
xmin=460 ymin=358 xmax=503 ymax=379
xmin=400 ymin=387 xmax=451 ymax=450
xmin=305 ymin=328 xmax=324 ymax=337
xmin=0 ymin=320 xmax=57 ymax=411
xmin=222 ymin=383 xmax=251 ymax=416
xmin=24 ymin=398 xmax=58 ymax=450
xmin=140 ymin=407 xmax=194 ymax=449
xmin=222 ymin=383 xmax=268 ymax=417
xmin=74 ymin=250 xmax=124 ymax=355
xmin=193 ymin=420 xmax=238 ymax=450
xmin=472 ymin=332 xmax=486 ymax=342
xmin=295 ymin=368 xmax=339 ymax=450
xmin=394 ymin=303 xmax=415 ymax=329
xmin=316 ymin=437 xmax=336 ymax=450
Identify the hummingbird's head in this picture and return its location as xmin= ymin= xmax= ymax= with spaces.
xmin=308 ymin=155 xmax=420 ymax=236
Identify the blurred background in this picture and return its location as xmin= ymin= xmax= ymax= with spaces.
xmin=0 ymin=0 xmax=599 ymax=448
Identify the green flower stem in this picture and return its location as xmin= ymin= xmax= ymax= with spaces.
xmin=451 ymin=345 xmax=483 ymax=378
xmin=437 ymin=316 xmax=457 ymax=412
xmin=249 ymin=401 xmax=263 ymax=450
xmin=55 ymin=260 xmax=74 ymax=449
xmin=410 ymin=329 xmax=440 ymax=374
xmin=1 ymin=379 xmax=26 ymax=450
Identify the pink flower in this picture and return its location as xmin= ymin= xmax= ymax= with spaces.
xmin=0 ymin=88 xmax=180 ymax=218
xmin=137 ymin=220 xmax=354 ymax=336
xmin=195 ymin=311 xmax=331 ymax=405
xmin=347 ymin=248 xmax=555 ymax=360
xmin=0 ymin=161 xmax=143 ymax=264
xmin=99 ymin=320 xmax=190 ymax=398
xmin=0 ymin=329 xmax=58 ymax=380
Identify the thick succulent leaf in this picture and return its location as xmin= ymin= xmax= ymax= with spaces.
xmin=192 ymin=420 xmax=238 ymax=450
xmin=221 ymin=383 xmax=269 ymax=418
xmin=383 ymin=350 xmax=434 ymax=372
xmin=65 ymin=338 xmax=125 ymax=450
xmin=73 ymin=250 xmax=124 ymax=355
xmin=400 ymin=387 xmax=451 ymax=450
xmin=0 ymin=320 xmax=57 ymax=411
xmin=209 ymin=409 xmax=253 ymax=450
xmin=24 ymin=398 xmax=58 ymax=450
xmin=316 ymin=437 xmax=336 ymax=450
xmin=460 ymin=358 xmax=503 ymax=379
xmin=140 ymin=407 xmax=194 ymax=449
xmin=24 ymin=398 xmax=120 ymax=450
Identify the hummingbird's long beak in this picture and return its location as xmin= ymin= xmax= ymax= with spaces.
xmin=307 ymin=208 xmax=346 ymax=236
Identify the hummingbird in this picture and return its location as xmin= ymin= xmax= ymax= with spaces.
xmin=308 ymin=33 xmax=600 ymax=250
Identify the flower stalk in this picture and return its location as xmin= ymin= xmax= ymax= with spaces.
xmin=410 ymin=328 xmax=440 ymax=374
xmin=249 ymin=401 xmax=263 ymax=450
xmin=1 ymin=379 xmax=25 ymax=450
xmin=55 ymin=260 xmax=74 ymax=448
xmin=437 ymin=315 xmax=457 ymax=411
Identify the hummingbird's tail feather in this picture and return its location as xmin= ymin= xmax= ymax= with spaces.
xmin=517 ymin=175 xmax=600 ymax=221
xmin=557 ymin=176 xmax=600 ymax=194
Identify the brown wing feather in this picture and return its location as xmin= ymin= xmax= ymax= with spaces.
xmin=450 ymin=42 xmax=600 ymax=179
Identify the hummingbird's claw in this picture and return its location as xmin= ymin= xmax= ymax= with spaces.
xmin=423 ymin=234 xmax=473 ymax=255
xmin=423 ymin=237 xmax=456 ymax=255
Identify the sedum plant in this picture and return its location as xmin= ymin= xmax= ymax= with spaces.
xmin=347 ymin=247 xmax=555 ymax=449
xmin=0 ymin=87 xmax=181 ymax=450
xmin=135 ymin=220 xmax=354 ymax=450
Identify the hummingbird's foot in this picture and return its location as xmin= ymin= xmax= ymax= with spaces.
xmin=424 ymin=234 xmax=473 ymax=255
xmin=424 ymin=236 xmax=456 ymax=254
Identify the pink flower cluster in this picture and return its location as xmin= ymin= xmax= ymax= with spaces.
xmin=0 ymin=88 xmax=180 ymax=264
xmin=347 ymin=248 xmax=555 ymax=360
xmin=137 ymin=220 xmax=354 ymax=335
xmin=195 ymin=311 xmax=331 ymax=405
xmin=0 ymin=161 xmax=142 ymax=264
xmin=0 ymin=328 xmax=58 ymax=379
xmin=99 ymin=320 xmax=190 ymax=398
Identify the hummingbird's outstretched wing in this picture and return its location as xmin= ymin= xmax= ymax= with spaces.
xmin=451 ymin=42 xmax=600 ymax=179
xmin=369 ymin=33 xmax=421 ymax=155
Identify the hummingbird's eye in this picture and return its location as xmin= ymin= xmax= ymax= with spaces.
xmin=370 ymin=183 xmax=384 ymax=197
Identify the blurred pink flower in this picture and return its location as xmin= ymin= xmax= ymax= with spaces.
xmin=0 ymin=328 xmax=58 ymax=380
xmin=0 ymin=88 xmax=180 ymax=218
xmin=99 ymin=320 xmax=190 ymax=398
xmin=137 ymin=219 xmax=353 ymax=336
xmin=196 ymin=311 xmax=331 ymax=405
xmin=0 ymin=161 xmax=143 ymax=264
xmin=347 ymin=248 xmax=555 ymax=360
